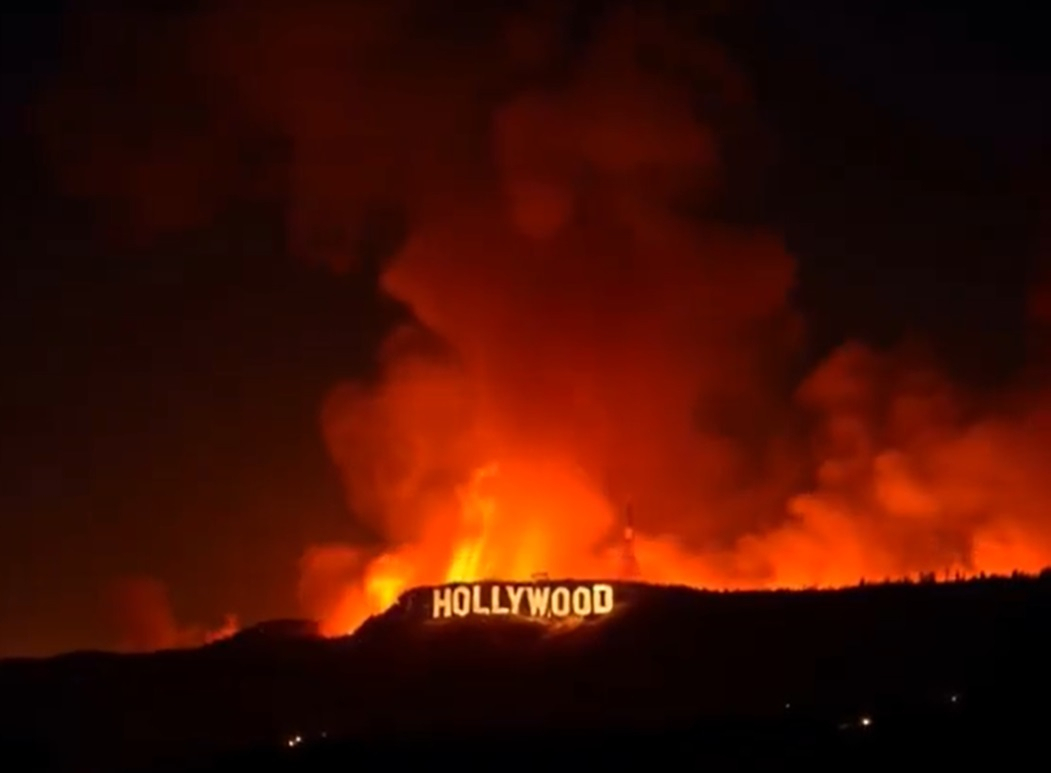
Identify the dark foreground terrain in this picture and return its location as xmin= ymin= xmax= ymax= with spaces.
xmin=3 ymin=575 xmax=1051 ymax=771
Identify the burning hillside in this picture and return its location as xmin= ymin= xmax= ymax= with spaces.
xmin=32 ymin=0 xmax=1051 ymax=649
xmin=294 ymin=3 xmax=1051 ymax=635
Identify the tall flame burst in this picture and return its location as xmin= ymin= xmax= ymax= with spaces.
xmin=447 ymin=464 xmax=500 ymax=583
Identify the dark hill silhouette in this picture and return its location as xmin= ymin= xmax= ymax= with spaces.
xmin=3 ymin=575 xmax=1051 ymax=771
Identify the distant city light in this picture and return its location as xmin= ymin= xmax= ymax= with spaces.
xmin=860 ymin=716 xmax=872 ymax=727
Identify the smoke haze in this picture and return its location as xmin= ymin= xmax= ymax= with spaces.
xmin=30 ymin=1 xmax=1051 ymax=640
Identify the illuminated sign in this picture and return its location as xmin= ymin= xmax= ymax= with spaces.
xmin=431 ymin=582 xmax=615 ymax=620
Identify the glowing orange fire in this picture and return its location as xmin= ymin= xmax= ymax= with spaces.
xmin=37 ymin=0 xmax=1051 ymax=657
xmin=319 ymin=457 xmax=633 ymax=635
xmin=193 ymin=4 xmax=1051 ymax=640
xmin=446 ymin=463 xmax=501 ymax=583
xmin=314 ymin=434 xmax=1051 ymax=638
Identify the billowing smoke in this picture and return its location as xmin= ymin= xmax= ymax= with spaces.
xmin=108 ymin=576 xmax=237 ymax=652
xmin=36 ymin=1 xmax=1051 ymax=638
xmin=296 ymin=4 xmax=803 ymax=628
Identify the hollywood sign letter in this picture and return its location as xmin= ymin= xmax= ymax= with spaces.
xmin=432 ymin=583 xmax=615 ymax=620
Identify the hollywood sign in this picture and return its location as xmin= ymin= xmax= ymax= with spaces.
xmin=432 ymin=582 xmax=616 ymax=620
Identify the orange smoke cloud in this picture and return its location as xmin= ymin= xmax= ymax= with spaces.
xmin=109 ymin=577 xmax=180 ymax=652
xmin=36 ymin=2 xmax=1051 ymax=640
xmin=296 ymin=7 xmax=818 ymax=631
xmin=108 ymin=576 xmax=237 ymax=652
xmin=297 ymin=5 xmax=1051 ymax=633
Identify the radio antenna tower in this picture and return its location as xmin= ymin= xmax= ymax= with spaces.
xmin=603 ymin=469 xmax=640 ymax=580
xmin=620 ymin=500 xmax=641 ymax=580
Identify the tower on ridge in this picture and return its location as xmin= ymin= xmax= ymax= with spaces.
xmin=621 ymin=500 xmax=641 ymax=580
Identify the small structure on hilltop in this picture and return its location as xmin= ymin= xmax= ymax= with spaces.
xmin=620 ymin=501 xmax=641 ymax=580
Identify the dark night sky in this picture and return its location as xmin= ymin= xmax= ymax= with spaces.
xmin=0 ymin=1 xmax=1048 ymax=657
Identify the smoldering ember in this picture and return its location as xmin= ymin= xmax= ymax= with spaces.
xmin=431 ymin=582 xmax=616 ymax=620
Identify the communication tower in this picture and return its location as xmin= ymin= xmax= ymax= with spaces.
xmin=621 ymin=501 xmax=641 ymax=579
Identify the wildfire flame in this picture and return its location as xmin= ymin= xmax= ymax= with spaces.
xmin=36 ymin=2 xmax=1051 ymax=649
xmin=321 ymin=444 xmax=1051 ymax=637
xmin=446 ymin=463 xmax=500 ymax=583
xmin=290 ymin=5 xmax=1051 ymax=639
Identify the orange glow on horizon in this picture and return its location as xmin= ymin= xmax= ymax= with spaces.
xmin=313 ymin=451 xmax=1051 ymax=638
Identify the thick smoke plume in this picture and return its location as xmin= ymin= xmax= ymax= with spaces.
xmin=38 ymin=1 xmax=1051 ymax=637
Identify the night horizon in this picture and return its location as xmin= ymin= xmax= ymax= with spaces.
xmin=1 ymin=0 xmax=1048 ymax=660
